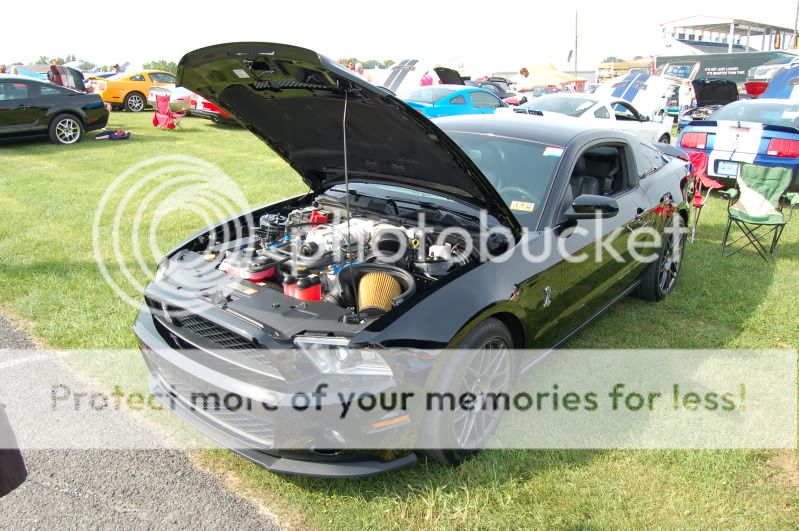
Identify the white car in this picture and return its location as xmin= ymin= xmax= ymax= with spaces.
xmin=147 ymin=85 xmax=193 ymax=113
xmin=748 ymin=55 xmax=799 ymax=82
xmin=514 ymin=93 xmax=675 ymax=144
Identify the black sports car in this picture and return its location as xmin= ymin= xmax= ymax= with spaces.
xmin=0 ymin=74 xmax=109 ymax=145
xmin=133 ymin=42 xmax=691 ymax=477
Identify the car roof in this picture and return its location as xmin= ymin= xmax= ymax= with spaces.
xmin=721 ymin=98 xmax=798 ymax=107
xmin=0 ymin=73 xmax=44 ymax=83
xmin=434 ymin=113 xmax=620 ymax=147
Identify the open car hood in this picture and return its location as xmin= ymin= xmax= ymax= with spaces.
xmin=594 ymin=73 xmax=668 ymax=118
xmin=692 ymin=78 xmax=738 ymax=107
xmin=178 ymin=43 xmax=518 ymax=231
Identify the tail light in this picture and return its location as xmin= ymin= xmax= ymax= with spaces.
xmin=680 ymin=132 xmax=708 ymax=149
xmin=766 ymin=138 xmax=799 ymax=158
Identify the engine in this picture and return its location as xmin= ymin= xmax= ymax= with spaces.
xmin=211 ymin=206 xmax=472 ymax=318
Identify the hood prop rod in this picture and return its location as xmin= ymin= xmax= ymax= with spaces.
xmin=342 ymin=88 xmax=361 ymax=324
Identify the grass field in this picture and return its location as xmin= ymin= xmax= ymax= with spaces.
xmin=1 ymin=112 xmax=798 ymax=529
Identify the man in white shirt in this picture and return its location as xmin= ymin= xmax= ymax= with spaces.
xmin=511 ymin=67 xmax=534 ymax=93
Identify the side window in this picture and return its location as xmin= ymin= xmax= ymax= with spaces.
xmin=450 ymin=95 xmax=467 ymax=105
xmin=568 ymin=144 xmax=631 ymax=200
xmin=634 ymin=144 xmax=667 ymax=179
xmin=471 ymin=91 xmax=501 ymax=109
xmin=130 ymin=75 xmax=145 ymax=82
xmin=39 ymin=84 xmax=70 ymax=97
xmin=149 ymin=73 xmax=176 ymax=83
xmin=0 ymin=82 xmax=31 ymax=101
xmin=613 ymin=102 xmax=639 ymax=121
xmin=594 ymin=106 xmax=610 ymax=119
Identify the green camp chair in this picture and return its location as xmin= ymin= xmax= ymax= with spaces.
xmin=720 ymin=164 xmax=795 ymax=262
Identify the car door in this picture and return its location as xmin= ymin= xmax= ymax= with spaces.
xmin=549 ymin=140 xmax=654 ymax=342
xmin=0 ymin=81 xmax=36 ymax=134
xmin=610 ymin=101 xmax=658 ymax=141
xmin=469 ymin=91 xmax=503 ymax=115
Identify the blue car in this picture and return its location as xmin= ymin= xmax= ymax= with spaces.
xmin=678 ymin=67 xmax=799 ymax=189
xmin=402 ymin=85 xmax=508 ymax=118
xmin=677 ymin=99 xmax=799 ymax=188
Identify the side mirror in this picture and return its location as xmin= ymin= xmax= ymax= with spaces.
xmin=565 ymin=194 xmax=619 ymax=220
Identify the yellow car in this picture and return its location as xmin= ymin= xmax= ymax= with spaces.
xmin=86 ymin=70 xmax=176 ymax=112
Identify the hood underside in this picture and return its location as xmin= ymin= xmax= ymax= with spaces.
xmin=692 ymin=78 xmax=738 ymax=107
xmin=177 ymin=43 xmax=517 ymax=230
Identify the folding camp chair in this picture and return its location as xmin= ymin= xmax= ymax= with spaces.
xmin=720 ymin=164 xmax=794 ymax=262
xmin=152 ymin=94 xmax=185 ymax=129
xmin=687 ymin=151 xmax=725 ymax=243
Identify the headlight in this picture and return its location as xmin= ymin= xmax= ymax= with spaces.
xmin=293 ymin=336 xmax=393 ymax=377
xmin=155 ymin=258 xmax=170 ymax=281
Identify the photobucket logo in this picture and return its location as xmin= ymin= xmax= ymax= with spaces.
xmin=92 ymin=155 xmax=251 ymax=310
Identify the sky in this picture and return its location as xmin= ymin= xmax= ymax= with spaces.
xmin=1 ymin=0 xmax=795 ymax=74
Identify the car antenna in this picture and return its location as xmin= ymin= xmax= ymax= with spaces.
xmin=342 ymin=85 xmax=360 ymax=323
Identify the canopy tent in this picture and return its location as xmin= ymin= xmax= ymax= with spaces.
xmin=523 ymin=64 xmax=587 ymax=90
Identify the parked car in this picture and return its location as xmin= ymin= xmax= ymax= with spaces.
xmin=86 ymin=70 xmax=176 ymax=112
xmin=0 ymin=74 xmax=109 ymax=145
xmin=677 ymin=78 xmax=739 ymax=131
xmin=403 ymin=85 xmax=509 ymax=118
xmin=514 ymin=93 xmax=675 ymax=144
xmin=188 ymin=93 xmax=235 ymax=123
xmin=747 ymin=54 xmax=799 ymax=82
xmin=133 ymin=42 xmax=691 ymax=478
xmin=678 ymin=98 xmax=799 ymax=189
xmin=148 ymin=85 xmax=193 ymax=113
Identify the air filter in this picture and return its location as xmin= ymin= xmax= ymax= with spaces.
xmin=358 ymin=272 xmax=402 ymax=316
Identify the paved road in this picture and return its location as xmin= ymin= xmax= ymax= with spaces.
xmin=0 ymin=317 xmax=280 ymax=530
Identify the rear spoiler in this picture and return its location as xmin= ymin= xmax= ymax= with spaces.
xmin=654 ymin=142 xmax=689 ymax=161
xmin=687 ymin=120 xmax=799 ymax=135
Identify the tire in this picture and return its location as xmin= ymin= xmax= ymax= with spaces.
xmin=421 ymin=318 xmax=514 ymax=465
xmin=658 ymin=134 xmax=671 ymax=145
xmin=124 ymin=92 xmax=146 ymax=112
xmin=637 ymin=214 xmax=686 ymax=301
xmin=48 ymin=114 xmax=83 ymax=145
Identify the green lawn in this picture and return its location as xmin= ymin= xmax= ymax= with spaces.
xmin=1 ymin=112 xmax=798 ymax=529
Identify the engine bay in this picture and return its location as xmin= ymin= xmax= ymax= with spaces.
xmin=195 ymin=194 xmax=485 ymax=323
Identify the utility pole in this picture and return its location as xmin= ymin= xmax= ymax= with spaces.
xmin=794 ymin=0 xmax=798 ymax=48
xmin=574 ymin=10 xmax=578 ymax=78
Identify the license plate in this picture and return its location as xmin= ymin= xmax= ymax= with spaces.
xmin=716 ymin=160 xmax=740 ymax=177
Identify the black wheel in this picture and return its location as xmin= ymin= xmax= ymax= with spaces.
xmin=124 ymin=91 xmax=146 ymax=112
xmin=48 ymin=114 xmax=83 ymax=145
xmin=421 ymin=318 xmax=514 ymax=465
xmin=637 ymin=215 xmax=685 ymax=301
xmin=658 ymin=134 xmax=671 ymax=145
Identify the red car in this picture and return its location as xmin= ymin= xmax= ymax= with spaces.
xmin=189 ymin=94 xmax=235 ymax=124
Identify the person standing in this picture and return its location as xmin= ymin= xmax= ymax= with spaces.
xmin=420 ymin=71 xmax=433 ymax=86
xmin=512 ymin=67 xmax=533 ymax=93
xmin=355 ymin=63 xmax=372 ymax=83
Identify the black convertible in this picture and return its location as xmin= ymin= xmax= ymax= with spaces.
xmin=0 ymin=74 xmax=108 ymax=145
xmin=134 ymin=42 xmax=691 ymax=477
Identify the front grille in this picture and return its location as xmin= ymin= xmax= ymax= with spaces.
xmin=146 ymin=299 xmax=284 ymax=381
xmin=156 ymin=358 xmax=275 ymax=448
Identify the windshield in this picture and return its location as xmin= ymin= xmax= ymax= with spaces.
xmin=710 ymin=101 xmax=799 ymax=129
xmin=447 ymin=131 xmax=563 ymax=227
xmin=404 ymin=87 xmax=458 ymax=104
xmin=519 ymin=95 xmax=596 ymax=117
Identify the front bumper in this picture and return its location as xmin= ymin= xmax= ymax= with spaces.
xmin=133 ymin=306 xmax=418 ymax=477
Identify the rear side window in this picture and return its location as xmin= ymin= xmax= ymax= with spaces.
xmin=471 ymin=91 xmax=501 ymax=109
xmin=130 ymin=75 xmax=145 ymax=81
xmin=594 ymin=106 xmax=610 ymax=119
xmin=39 ymin=84 xmax=71 ymax=97
xmin=149 ymin=73 xmax=176 ymax=83
xmin=450 ymin=95 xmax=466 ymax=105
xmin=635 ymin=144 xmax=667 ymax=178
xmin=0 ymin=82 xmax=30 ymax=101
